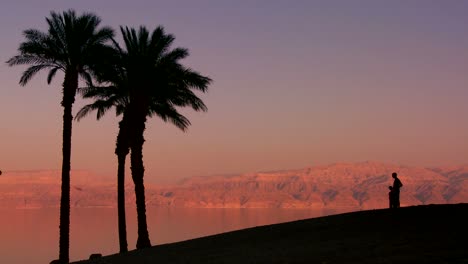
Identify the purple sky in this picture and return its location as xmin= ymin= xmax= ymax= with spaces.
xmin=1 ymin=1 xmax=468 ymax=183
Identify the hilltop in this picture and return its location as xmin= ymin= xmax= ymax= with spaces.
xmin=73 ymin=203 xmax=468 ymax=264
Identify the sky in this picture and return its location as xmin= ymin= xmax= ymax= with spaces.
xmin=1 ymin=0 xmax=468 ymax=183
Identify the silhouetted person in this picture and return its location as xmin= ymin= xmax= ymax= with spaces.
xmin=388 ymin=186 xmax=396 ymax=208
xmin=392 ymin=172 xmax=403 ymax=208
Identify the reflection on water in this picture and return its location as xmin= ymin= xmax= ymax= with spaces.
xmin=0 ymin=207 xmax=353 ymax=263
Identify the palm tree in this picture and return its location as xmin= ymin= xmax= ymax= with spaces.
xmin=76 ymin=25 xmax=211 ymax=250
xmin=75 ymin=50 xmax=131 ymax=252
xmin=75 ymin=68 xmax=200 ymax=252
xmin=76 ymin=86 xmax=132 ymax=253
xmin=6 ymin=10 xmax=114 ymax=263
xmin=124 ymin=26 xmax=211 ymax=249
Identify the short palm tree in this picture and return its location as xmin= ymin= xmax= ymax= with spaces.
xmin=76 ymin=50 xmax=132 ymax=252
xmin=75 ymin=71 xmax=197 ymax=252
xmin=76 ymin=25 xmax=211 ymax=249
xmin=6 ymin=10 xmax=113 ymax=263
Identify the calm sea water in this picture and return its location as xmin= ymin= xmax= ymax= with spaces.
xmin=0 ymin=207 xmax=346 ymax=263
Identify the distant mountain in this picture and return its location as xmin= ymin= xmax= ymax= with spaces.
xmin=1 ymin=161 xmax=467 ymax=209
xmin=0 ymin=170 xmax=115 ymax=208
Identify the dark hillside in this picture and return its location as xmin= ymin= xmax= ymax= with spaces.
xmin=75 ymin=203 xmax=468 ymax=264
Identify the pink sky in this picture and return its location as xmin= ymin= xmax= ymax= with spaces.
xmin=1 ymin=1 xmax=468 ymax=183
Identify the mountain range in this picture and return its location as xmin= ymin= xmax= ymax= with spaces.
xmin=1 ymin=161 xmax=467 ymax=209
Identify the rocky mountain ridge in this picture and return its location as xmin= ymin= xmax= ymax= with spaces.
xmin=1 ymin=162 xmax=467 ymax=209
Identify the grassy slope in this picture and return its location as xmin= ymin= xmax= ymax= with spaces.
xmin=74 ymin=203 xmax=468 ymax=264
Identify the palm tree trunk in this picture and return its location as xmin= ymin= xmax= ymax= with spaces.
xmin=59 ymin=104 xmax=72 ymax=263
xmin=59 ymin=70 xmax=78 ymax=263
xmin=117 ymin=153 xmax=128 ymax=252
xmin=116 ymin=118 xmax=129 ymax=253
xmin=130 ymin=118 xmax=151 ymax=249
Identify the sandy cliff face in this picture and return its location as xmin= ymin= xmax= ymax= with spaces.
xmin=1 ymin=162 xmax=467 ymax=209
xmin=152 ymin=162 xmax=468 ymax=209
xmin=0 ymin=170 xmax=116 ymax=208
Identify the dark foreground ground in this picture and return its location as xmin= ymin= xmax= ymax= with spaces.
xmin=74 ymin=203 xmax=468 ymax=264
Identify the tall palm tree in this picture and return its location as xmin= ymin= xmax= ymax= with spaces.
xmin=86 ymin=25 xmax=211 ymax=249
xmin=6 ymin=10 xmax=114 ymax=263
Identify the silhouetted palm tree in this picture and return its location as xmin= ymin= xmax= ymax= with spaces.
xmin=75 ymin=72 xmax=197 ymax=253
xmin=76 ymin=25 xmax=211 ymax=249
xmin=6 ymin=10 xmax=113 ymax=263
xmin=75 ymin=51 xmax=131 ymax=252
xmin=76 ymin=78 xmax=195 ymax=253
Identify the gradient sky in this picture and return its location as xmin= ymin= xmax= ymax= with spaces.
xmin=1 ymin=0 xmax=468 ymax=183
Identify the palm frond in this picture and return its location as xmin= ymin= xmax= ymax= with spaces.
xmin=75 ymin=104 xmax=95 ymax=121
xmin=19 ymin=64 xmax=55 ymax=85
xmin=111 ymin=37 xmax=124 ymax=55
xmin=6 ymin=54 xmax=59 ymax=67
xmin=46 ymin=11 xmax=68 ymax=58
xmin=181 ymin=69 xmax=212 ymax=93
xmin=89 ymin=27 xmax=115 ymax=46
xmin=161 ymin=48 xmax=188 ymax=64
xmin=47 ymin=67 xmax=60 ymax=84
xmin=150 ymin=26 xmax=175 ymax=58
xmin=150 ymin=103 xmax=191 ymax=132
xmin=171 ymin=89 xmax=208 ymax=112
xmin=79 ymin=71 xmax=93 ymax=87
xmin=23 ymin=29 xmax=49 ymax=44
xmin=96 ymin=100 xmax=114 ymax=120
xmin=120 ymin=26 xmax=137 ymax=56
xmin=75 ymin=99 xmax=114 ymax=121
xmin=78 ymin=85 xmax=118 ymax=99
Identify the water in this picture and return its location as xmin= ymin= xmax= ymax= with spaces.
xmin=0 ymin=207 xmax=345 ymax=263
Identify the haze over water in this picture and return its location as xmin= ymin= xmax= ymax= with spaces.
xmin=0 ymin=207 xmax=342 ymax=264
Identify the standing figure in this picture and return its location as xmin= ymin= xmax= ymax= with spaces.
xmin=392 ymin=172 xmax=403 ymax=208
xmin=388 ymin=186 xmax=396 ymax=208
